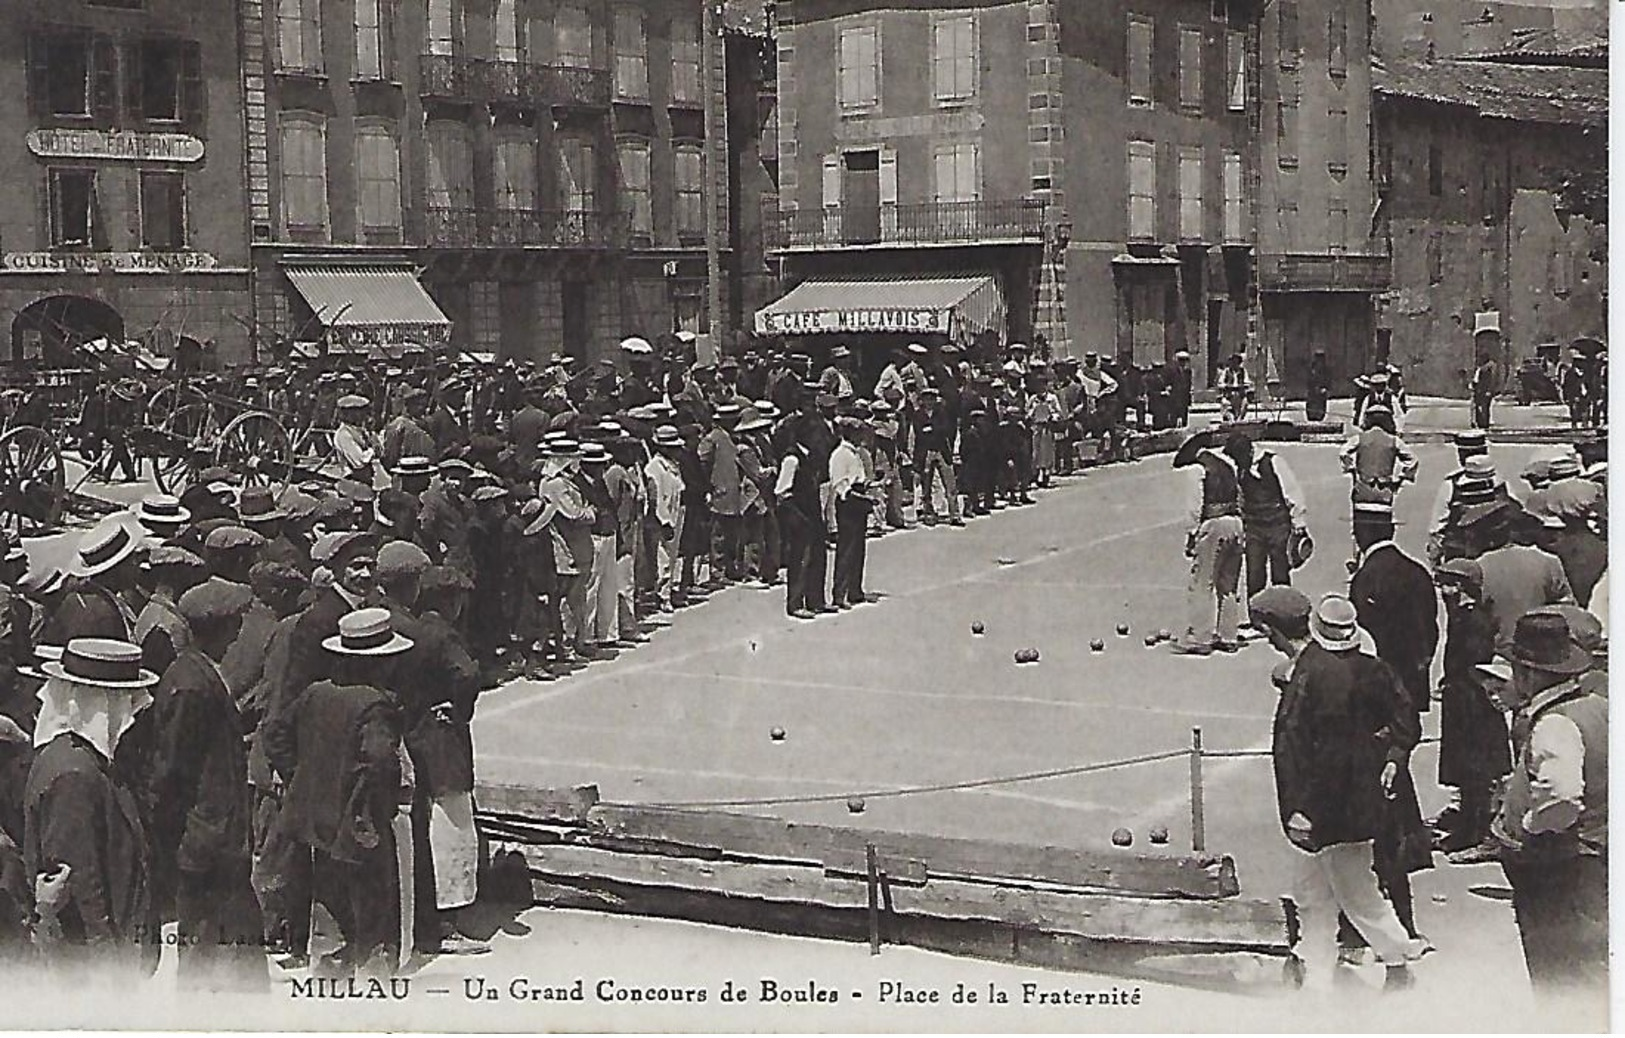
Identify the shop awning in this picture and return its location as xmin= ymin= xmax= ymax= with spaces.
xmin=284 ymin=265 xmax=451 ymax=336
xmin=754 ymin=275 xmax=1005 ymax=344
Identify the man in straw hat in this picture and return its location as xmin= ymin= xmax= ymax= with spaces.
xmin=1468 ymin=312 xmax=1503 ymax=430
xmin=1430 ymin=559 xmax=1508 ymax=859
xmin=133 ymin=545 xmax=205 ymax=677
xmin=1268 ymin=595 xmax=1427 ymax=991
xmin=1476 ymin=508 xmax=1575 ymax=645
xmin=1339 ymin=402 xmax=1417 ymax=549
xmin=133 ymin=493 xmax=191 ymax=543
xmin=1170 ymin=428 xmax=1246 ymax=655
xmin=1487 ymin=609 xmax=1607 ymax=1003
xmin=22 ymin=638 xmax=161 ymax=979
xmin=264 ymin=608 xmax=411 ymax=977
xmin=48 ymin=517 xmax=148 ymax=647
xmin=644 ymin=426 xmax=687 ymax=613
xmin=333 ymin=395 xmax=382 ymax=485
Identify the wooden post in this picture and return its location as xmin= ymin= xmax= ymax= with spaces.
xmin=865 ymin=843 xmax=882 ymax=955
xmin=1190 ymin=727 xmax=1206 ymax=853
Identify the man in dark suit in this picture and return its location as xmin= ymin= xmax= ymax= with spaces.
xmin=264 ymin=608 xmax=409 ymax=978
xmin=22 ymin=638 xmax=161 ymax=981
xmin=1349 ymin=516 xmax=1439 ymax=717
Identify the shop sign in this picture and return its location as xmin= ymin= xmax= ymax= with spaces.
xmin=756 ymin=308 xmax=947 ymax=336
xmin=27 ymin=128 xmax=204 ymax=163
xmin=338 ymin=324 xmax=451 ymax=348
xmin=1 ymin=252 xmax=219 ymax=274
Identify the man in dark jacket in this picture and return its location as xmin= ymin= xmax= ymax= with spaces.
xmin=264 ymin=608 xmax=409 ymax=978
xmin=1349 ymin=517 xmax=1438 ymax=717
xmin=151 ymin=581 xmax=266 ymax=991
xmin=23 ymin=638 xmax=161 ymax=981
xmin=1267 ymin=594 xmax=1424 ymax=990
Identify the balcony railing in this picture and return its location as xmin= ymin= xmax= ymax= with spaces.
xmin=420 ymin=54 xmax=612 ymax=107
xmin=769 ymin=199 xmax=1047 ymax=250
xmin=414 ymin=206 xmax=622 ymax=249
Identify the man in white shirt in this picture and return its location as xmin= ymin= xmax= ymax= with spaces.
xmin=333 ymin=395 xmax=381 ymax=485
xmin=827 ymin=418 xmax=871 ymax=609
xmin=642 ymin=426 xmax=686 ymax=612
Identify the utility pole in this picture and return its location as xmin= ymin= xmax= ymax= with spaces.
xmin=703 ymin=0 xmax=729 ymax=358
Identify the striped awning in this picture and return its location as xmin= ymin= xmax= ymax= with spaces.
xmin=284 ymin=265 xmax=451 ymax=331
xmin=754 ymin=275 xmax=1006 ymax=344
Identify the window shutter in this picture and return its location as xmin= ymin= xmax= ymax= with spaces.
xmin=180 ymin=42 xmax=204 ymax=131
xmin=26 ymin=36 xmax=50 ymax=119
xmin=121 ymin=41 xmax=142 ymax=121
xmin=879 ymin=147 xmax=898 ymax=205
xmin=92 ymin=35 xmax=121 ymax=125
xmin=381 ymin=0 xmax=397 ymax=79
xmin=822 ymin=154 xmax=841 ymax=208
xmin=304 ymin=0 xmax=323 ymax=71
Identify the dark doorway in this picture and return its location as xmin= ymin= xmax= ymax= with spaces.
xmin=10 ymin=295 xmax=124 ymax=367
xmin=562 ymin=281 xmax=591 ymax=362
xmin=842 ymin=150 xmax=880 ymax=244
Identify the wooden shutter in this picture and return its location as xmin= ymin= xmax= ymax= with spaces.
xmin=879 ymin=145 xmax=898 ymax=236
xmin=180 ymin=42 xmax=204 ymax=131
xmin=381 ymin=0 xmax=397 ymax=79
xmin=26 ymin=35 xmax=50 ymax=119
xmin=303 ymin=0 xmax=323 ymax=71
xmin=92 ymin=35 xmax=120 ymax=125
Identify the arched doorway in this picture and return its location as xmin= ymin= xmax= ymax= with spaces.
xmin=10 ymin=295 xmax=125 ymax=367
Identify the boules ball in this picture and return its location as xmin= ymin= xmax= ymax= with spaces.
xmin=1116 ymin=622 xmax=1131 ymax=637
xmin=1148 ymin=825 xmax=1170 ymax=845
xmin=1157 ymin=628 xmax=1172 ymax=642
xmin=847 ymin=797 xmax=866 ymax=814
xmin=770 ymin=727 xmax=786 ymax=742
xmin=1111 ymin=827 xmax=1133 ymax=847
xmin=1090 ymin=639 xmax=1106 ymax=653
xmin=971 ymin=621 xmax=985 ymax=636
xmin=1143 ymin=634 xmax=1159 ymax=647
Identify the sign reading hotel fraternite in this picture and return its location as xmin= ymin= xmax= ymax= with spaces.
xmin=26 ymin=129 xmax=205 ymax=164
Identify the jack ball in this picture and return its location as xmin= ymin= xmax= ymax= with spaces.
xmin=770 ymin=727 xmax=786 ymax=742
xmin=847 ymin=797 xmax=866 ymax=814
xmin=1111 ymin=827 xmax=1133 ymax=847
xmin=1148 ymin=825 xmax=1170 ymax=845
xmin=971 ymin=621 xmax=985 ymax=635
xmin=1090 ymin=639 xmax=1106 ymax=653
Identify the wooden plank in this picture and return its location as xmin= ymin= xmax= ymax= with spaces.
xmin=823 ymin=847 xmax=928 ymax=886
xmin=584 ymin=803 xmax=1238 ymax=899
xmin=498 ymin=841 xmax=1288 ymax=950
xmin=476 ymin=783 xmax=600 ymax=823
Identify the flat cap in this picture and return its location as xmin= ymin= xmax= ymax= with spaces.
xmin=204 ymin=526 xmax=267 ymax=552
xmin=376 ymin=540 xmax=431 ymax=580
xmin=177 ymin=578 xmax=255 ymax=626
xmin=1248 ymin=587 xmax=1313 ymax=638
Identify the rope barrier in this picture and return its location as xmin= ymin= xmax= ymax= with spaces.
xmin=645 ymin=747 xmax=1190 ymax=810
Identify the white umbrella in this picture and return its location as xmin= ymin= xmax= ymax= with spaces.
xmin=619 ymin=336 xmax=654 ymax=355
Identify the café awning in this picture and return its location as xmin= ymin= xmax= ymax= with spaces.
xmin=284 ymin=265 xmax=451 ymax=339
xmin=754 ymin=275 xmax=1006 ymax=344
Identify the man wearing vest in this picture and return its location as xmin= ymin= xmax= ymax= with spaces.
xmin=1223 ymin=434 xmax=1308 ymax=598
xmin=1339 ymin=405 xmax=1417 ymax=549
xmin=1488 ymin=611 xmax=1607 ymax=1008
xmin=1173 ymin=435 xmax=1246 ymax=655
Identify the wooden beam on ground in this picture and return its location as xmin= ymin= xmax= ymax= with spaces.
xmin=478 ymin=783 xmax=600 ymax=824
xmin=496 ymin=841 xmax=1287 ymax=951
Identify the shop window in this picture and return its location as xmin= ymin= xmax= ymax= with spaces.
xmin=139 ymin=171 xmax=186 ymax=249
xmin=49 ymin=169 xmax=98 ymax=249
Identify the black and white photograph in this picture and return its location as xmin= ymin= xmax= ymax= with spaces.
xmin=0 ymin=0 xmax=1610 ymax=1031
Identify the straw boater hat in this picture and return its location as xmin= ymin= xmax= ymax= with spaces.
xmin=136 ymin=494 xmax=191 ymax=530
xmin=392 ymin=455 xmax=437 ymax=479
xmin=322 ymin=607 xmax=415 ymax=657
xmin=43 ymin=638 xmax=159 ymax=689
xmin=337 ymin=394 xmax=370 ymax=411
xmin=1500 ymin=611 xmax=1590 ymax=675
xmin=735 ymin=407 xmax=771 ymax=433
xmin=652 ymin=425 xmax=683 ymax=449
xmin=1547 ymin=454 xmax=1583 ymax=481
xmin=1310 ymin=595 xmax=1362 ymax=652
xmin=73 ymin=518 xmax=144 ymax=579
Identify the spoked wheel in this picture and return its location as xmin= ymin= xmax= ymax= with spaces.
xmin=216 ymin=411 xmax=293 ymax=493
xmin=153 ymin=402 xmax=222 ymax=495
xmin=0 ymin=426 xmax=65 ymax=536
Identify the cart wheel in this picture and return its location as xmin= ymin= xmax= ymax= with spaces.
xmin=216 ymin=411 xmax=292 ymax=493
xmin=153 ymin=402 xmax=220 ymax=495
xmin=0 ymin=426 xmax=65 ymax=536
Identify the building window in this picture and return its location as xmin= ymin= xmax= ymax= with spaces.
xmin=931 ymin=13 xmax=976 ymax=105
xmin=1427 ymin=142 xmax=1443 ymax=196
xmin=1127 ymin=16 xmax=1153 ymax=106
xmin=354 ymin=0 xmax=390 ymax=79
xmin=1426 ymin=230 xmax=1442 ymax=283
xmin=425 ymin=120 xmax=474 ymax=210
xmin=838 ymin=23 xmax=879 ymax=111
xmin=1327 ymin=3 xmax=1348 ymax=79
xmin=1178 ymin=146 xmax=1203 ymax=241
xmin=618 ymin=139 xmax=652 ymax=236
xmin=277 ymin=0 xmax=323 ymax=72
xmin=1275 ymin=76 xmax=1298 ymax=169
xmin=493 ymin=133 xmax=538 ymax=211
xmin=48 ymin=169 xmax=98 ymax=248
xmin=671 ymin=14 xmax=701 ymax=104
xmin=1128 ymin=139 xmax=1156 ymax=240
xmin=133 ymin=38 xmax=202 ymax=124
xmin=1226 ymin=30 xmax=1246 ymax=110
xmin=557 ymin=3 xmax=592 ymax=67
xmin=1222 ymin=150 xmax=1245 ymax=242
xmin=675 ymin=147 xmax=704 ymax=239
xmin=1276 ymin=0 xmax=1299 ymax=68
xmin=1328 ymin=199 xmax=1348 ymax=253
xmin=495 ymin=0 xmax=522 ymax=63
xmin=428 ymin=0 xmax=458 ymax=57
xmin=279 ymin=116 xmax=328 ymax=232
xmin=355 ymin=126 xmax=401 ymax=234
xmin=1328 ymin=105 xmax=1348 ymax=176
xmin=558 ymin=136 xmax=597 ymax=212
xmin=30 ymin=32 xmax=105 ymax=119
xmin=1275 ymin=201 xmax=1298 ymax=250
xmin=138 ymin=171 xmax=186 ymax=249
xmin=614 ymin=7 xmax=648 ymax=100
xmin=933 ymin=141 xmax=979 ymax=203
xmin=1178 ymin=27 xmax=1203 ymax=110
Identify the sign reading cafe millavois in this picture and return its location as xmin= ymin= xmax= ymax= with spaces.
xmin=756 ymin=308 xmax=950 ymax=336
xmin=27 ymin=129 xmax=205 ymax=163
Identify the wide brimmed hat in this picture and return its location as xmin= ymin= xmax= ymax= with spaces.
xmin=42 ymin=638 xmax=158 ymax=689
xmin=1171 ymin=430 xmax=1218 ymax=469
xmin=652 ymin=425 xmax=683 ymax=448
xmin=21 ymin=567 xmax=66 ymax=597
xmin=73 ymin=518 xmax=144 ymax=579
xmin=337 ymin=394 xmax=371 ymax=410
xmin=735 ymin=407 xmax=772 ymax=433
xmin=1453 ymin=430 xmax=1488 ymax=453
xmin=136 ymin=494 xmax=191 ymax=528
xmin=1547 ymin=455 xmax=1583 ymax=481
xmin=322 ymin=607 xmax=414 ymax=656
xmin=1310 ymin=595 xmax=1362 ymax=652
xmin=1473 ymin=311 xmax=1502 ymax=336
xmin=543 ymin=439 xmax=581 ymax=459
xmin=237 ymin=486 xmax=286 ymax=524
xmin=1501 ymin=611 xmax=1591 ymax=675
xmin=713 ymin=403 xmax=742 ymax=424
xmin=579 ymin=443 xmax=612 ymax=465
xmin=392 ymin=455 xmax=436 ymax=478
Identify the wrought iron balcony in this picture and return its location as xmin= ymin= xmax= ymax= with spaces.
xmin=414 ymin=206 xmax=622 ymax=249
xmin=420 ymin=54 xmax=611 ymax=107
xmin=769 ymin=199 xmax=1047 ymax=250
